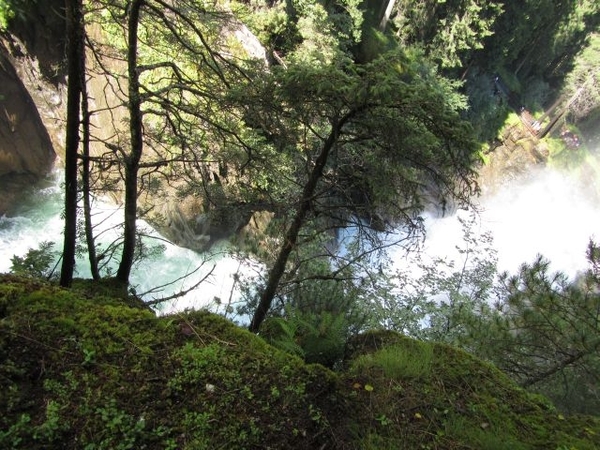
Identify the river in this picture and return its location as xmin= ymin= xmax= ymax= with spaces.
xmin=0 ymin=170 xmax=259 ymax=320
xmin=1 ymin=152 xmax=599 ymax=317
xmin=422 ymin=162 xmax=600 ymax=279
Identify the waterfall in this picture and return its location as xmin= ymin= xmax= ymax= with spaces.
xmin=421 ymin=153 xmax=600 ymax=279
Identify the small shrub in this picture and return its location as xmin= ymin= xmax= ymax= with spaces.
xmin=10 ymin=241 xmax=58 ymax=279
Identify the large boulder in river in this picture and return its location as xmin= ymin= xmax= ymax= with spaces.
xmin=145 ymin=191 xmax=260 ymax=252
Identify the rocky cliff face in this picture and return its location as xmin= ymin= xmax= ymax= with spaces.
xmin=0 ymin=0 xmax=67 ymax=214
xmin=478 ymin=124 xmax=550 ymax=197
xmin=0 ymin=39 xmax=59 ymax=213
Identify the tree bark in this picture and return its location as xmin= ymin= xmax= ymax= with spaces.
xmin=70 ymin=0 xmax=98 ymax=280
xmin=116 ymin=0 xmax=144 ymax=284
xmin=60 ymin=0 xmax=83 ymax=287
xmin=80 ymin=47 xmax=99 ymax=280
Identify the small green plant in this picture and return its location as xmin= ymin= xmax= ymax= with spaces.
xmin=33 ymin=400 xmax=65 ymax=441
xmin=168 ymin=343 xmax=225 ymax=390
xmin=443 ymin=414 xmax=527 ymax=450
xmin=308 ymin=403 xmax=324 ymax=425
xmin=85 ymin=399 xmax=146 ymax=450
xmin=82 ymin=347 xmax=96 ymax=366
xmin=0 ymin=414 xmax=31 ymax=449
xmin=10 ymin=241 xmax=58 ymax=279
xmin=375 ymin=414 xmax=391 ymax=427
xmin=0 ymin=0 xmax=13 ymax=29
xmin=352 ymin=341 xmax=434 ymax=380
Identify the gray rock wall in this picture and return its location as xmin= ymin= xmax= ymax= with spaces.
xmin=0 ymin=41 xmax=57 ymax=213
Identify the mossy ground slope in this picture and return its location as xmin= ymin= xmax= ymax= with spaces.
xmin=0 ymin=274 xmax=598 ymax=449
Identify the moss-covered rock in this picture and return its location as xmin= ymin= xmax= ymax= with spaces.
xmin=345 ymin=331 xmax=599 ymax=449
xmin=0 ymin=275 xmax=598 ymax=449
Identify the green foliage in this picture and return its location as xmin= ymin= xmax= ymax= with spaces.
xmin=233 ymin=47 xmax=479 ymax=331
xmin=368 ymin=212 xmax=497 ymax=343
xmin=239 ymin=2 xmax=296 ymax=52
xmin=391 ymin=0 xmax=503 ymax=69
xmin=430 ymin=0 xmax=503 ymax=69
xmin=236 ymin=0 xmax=364 ymax=60
xmin=0 ymin=0 xmax=33 ymax=29
xmin=473 ymin=249 xmax=600 ymax=414
xmin=373 ymin=208 xmax=600 ymax=415
xmin=0 ymin=0 xmax=13 ymax=29
xmin=387 ymin=212 xmax=600 ymax=414
xmin=563 ymin=32 xmax=600 ymax=123
xmin=345 ymin=330 xmax=600 ymax=449
xmin=0 ymin=275 xmax=338 ymax=449
xmin=85 ymin=398 xmax=148 ymax=449
xmin=257 ymin=253 xmax=370 ymax=368
xmin=261 ymin=314 xmax=306 ymax=358
xmin=10 ymin=241 xmax=58 ymax=279
xmin=261 ymin=306 xmax=352 ymax=367
xmin=464 ymin=68 xmax=511 ymax=141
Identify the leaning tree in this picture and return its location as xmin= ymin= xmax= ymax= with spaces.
xmin=229 ymin=50 xmax=480 ymax=332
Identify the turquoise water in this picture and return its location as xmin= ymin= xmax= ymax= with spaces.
xmin=2 ymin=160 xmax=599 ymax=322
xmin=0 ymin=171 xmax=257 ymax=321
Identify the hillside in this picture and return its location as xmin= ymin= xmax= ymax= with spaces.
xmin=1 ymin=275 xmax=598 ymax=449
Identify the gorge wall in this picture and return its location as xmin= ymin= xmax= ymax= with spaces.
xmin=0 ymin=0 xmax=66 ymax=214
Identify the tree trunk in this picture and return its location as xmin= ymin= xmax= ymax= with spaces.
xmin=60 ymin=0 xmax=83 ymax=287
xmin=116 ymin=0 xmax=144 ymax=284
xmin=378 ymin=0 xmax=396 ymax=32
xmin=80 ymin=46 xmax=99 ymax=280
xmin=249 ymin=109 xmax=360 ymax=333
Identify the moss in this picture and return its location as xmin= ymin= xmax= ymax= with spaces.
xmin=0 ymin=275 xmax=599 ymax=449
xmin=346 ymin=337 xmax=600 ymax=449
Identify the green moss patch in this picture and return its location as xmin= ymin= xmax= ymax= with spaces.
xmin=344 ymin=331 xmax=599 ymax=449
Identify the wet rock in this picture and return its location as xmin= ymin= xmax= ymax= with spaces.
xmin=478 ymin=125 xmax=549 ymax=196
xmin=0 ymin=45 xmax=57 ymax=214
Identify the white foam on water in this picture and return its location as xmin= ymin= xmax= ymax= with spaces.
xmin=0 ymin=171 xmax=256 ymax=320
xmin=419 ymin=157 xmax=600 ymax=280
xmin=2 ymin=151 xmax=599 ymax=320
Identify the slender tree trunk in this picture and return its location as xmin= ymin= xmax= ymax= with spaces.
xmin=249 ymin=110 xmax=360 ymax=332
xmin=513 ymin=41 xmax=538 ymax=77
xmin=69 ymin=0 xmax=98 ymax=279
xmin=537 ymin=94 xmax=564 ymax=123
xmin=116 ymin=0 xmax=144 ymax=284
xmin=538 ymin=86 xmax=584 ymax=138
xmin=538 ymin=110 xmax=564 ymax=138
xmin=60 ymin=0 xmax=84 ymax=287
xmin=378 ymin=0 xmax=396 ymax=32
xmin=80 ymin=46 xmax=100 ymax=280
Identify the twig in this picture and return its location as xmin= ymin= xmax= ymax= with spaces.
xmin=143 ymin=264 xmax=216 ymax=306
